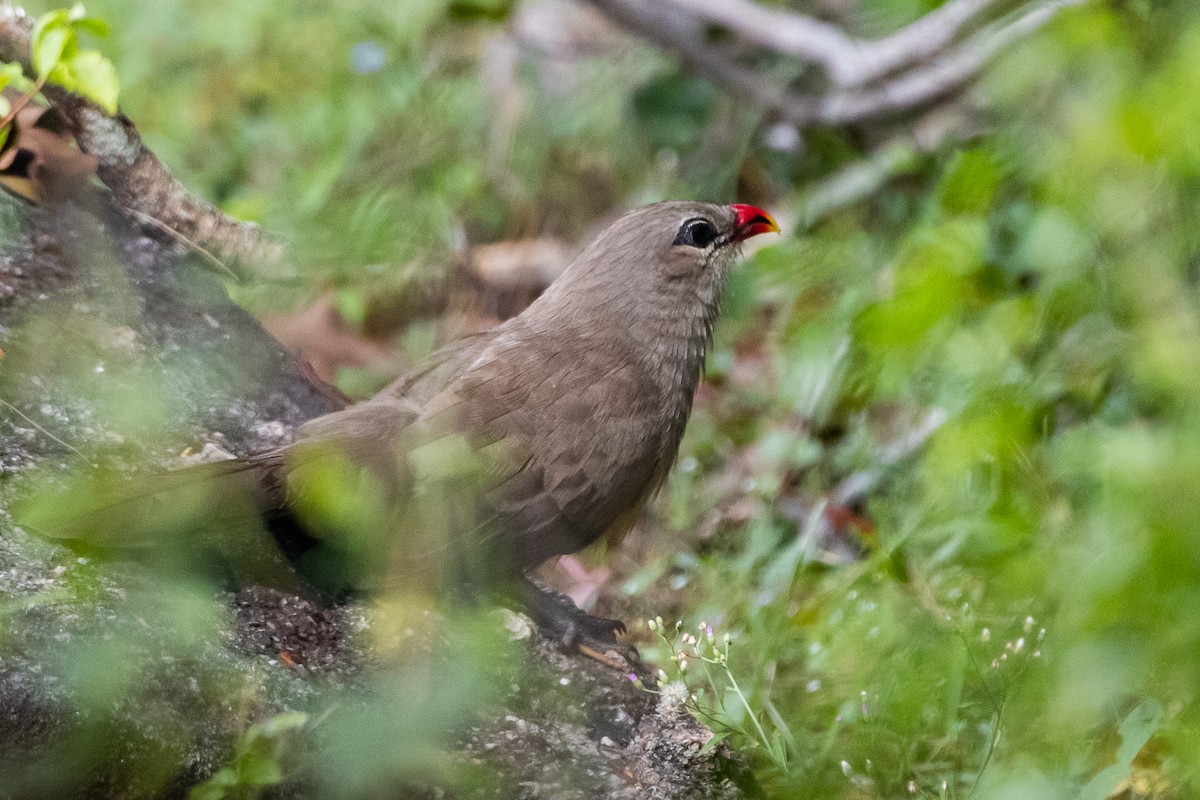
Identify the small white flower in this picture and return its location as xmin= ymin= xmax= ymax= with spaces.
xmin=657 ymin=680 xmax=691 ymax=718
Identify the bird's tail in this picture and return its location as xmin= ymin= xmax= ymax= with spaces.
xmin=16 ymin=457 xmax=311 ymax=594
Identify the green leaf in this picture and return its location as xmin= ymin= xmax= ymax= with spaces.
xmin=0 ymin=62 xmax=34 ymax=94
xmin=54 ymin=49 xmax=119 ymax=113
xmin=255 ymin=710 xmax=308 ymax=736
xmin=698 ymin=730 xmax=731 ymax=756
xmin=1077 ymin=699 xmax=1163 ymax=800
xmin=768 ymin=731 xmax=789 ymax=768
xmin=448 ymin=0 xmax=515 ymax=19
xmin=188 ymin=767 xmax=237 ymax=800
xmin=189 ymin=712 xmax=307 ymax=798
xmin=334 ymin=288 xmax=367 ymax=328
xmin=233 ymin=712 xmax=307 ymax=785
xmin=66 ymin=4 xmax=111 ymax=38
xmin=632 ymin=70 xmax=717 ymax=152
xmin=31 ymin=7 xmax=118 ymax=108
xmin=937 ymin=148 xmax=1003 ymax=216
xmin=235 ymin=744 xmax=285 ymax=787
xmin=72 ymin=17 xmax=112 ymax=38
xmin=31 ymin=12 xmax=73 ymax=78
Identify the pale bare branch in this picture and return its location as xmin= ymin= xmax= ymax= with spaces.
xmin=587 ymin=0 xmax=1088 ymax=128
xmin=665 ymin=0 xmax=851 ymax=80
xmin=836 ymin=0 xmax=1002 ymax=87
xmin=788 ymin=0 xmax=1085 ymax=126
xmin=587 ymin=0 xmax=792 ymax=109
xmin=666 ymin=0 xmax=1002 ymax=88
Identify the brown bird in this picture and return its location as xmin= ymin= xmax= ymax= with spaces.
xmin=31 ymin=201 xmax=780 ymax=658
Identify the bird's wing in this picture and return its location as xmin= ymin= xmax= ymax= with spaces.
xmin=21 ymin=332 xmax=500 ymax=594
xmin=408 ymin=327 xmax=665 ymax=569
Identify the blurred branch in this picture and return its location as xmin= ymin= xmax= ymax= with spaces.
xmin=0 ymin=4 xmax=285 ymax=276
xmin=806 ymin=406 xmax=947 ymax=562
xmin=791 ymin=406 xmax=948 ymax=566
xmin=585 ymin=0 xmax=792 ymax=109
xmin=667 ymin=0 xmax=1001 ymax=89
xmin=586 ymin=0 xmax=1089 ymax=127
xmin=833 ymin=407 xmax=949 ymax=509
xmin=791 ymin=139 xmax=922 ymax=228
xmin=796 ymin=0 xmax=1085 ymax=125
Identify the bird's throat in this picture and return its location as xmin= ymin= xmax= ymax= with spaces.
xmin=644 ymin=291 xmax=723 ymax=459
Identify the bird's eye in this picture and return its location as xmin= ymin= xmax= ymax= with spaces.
xmin=674 ymin=218 xmax=720 ymax=248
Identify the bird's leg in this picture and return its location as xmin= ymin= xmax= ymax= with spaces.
xmin=518 ymin=576 xmax=640 ymax=669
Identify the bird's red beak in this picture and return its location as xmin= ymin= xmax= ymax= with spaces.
xmin=729 ymin=203 xmax=781 ymax=241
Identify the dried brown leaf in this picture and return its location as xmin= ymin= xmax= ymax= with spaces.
xmin=0 ymin=89 xmax=98 ymax=203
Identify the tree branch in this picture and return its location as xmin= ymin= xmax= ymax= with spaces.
xmin=0 ymin=4 xmax=285 ymax=275
xmin=586 ymin=0 xmax=791 ymax=109
xmin=666 ymin=0 xmax=1002 ymax=89
xmin=787 ymin=0 xmax=1086 ymax=126
xmin=587 ymin=0 xmax=1088 ymax=128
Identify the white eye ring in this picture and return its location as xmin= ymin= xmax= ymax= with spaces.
xmin=675 ymin=218 xmax=719 ymax=248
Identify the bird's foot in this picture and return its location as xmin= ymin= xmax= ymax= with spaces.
xmin=519 ymin=578 xmax=640 ymax=670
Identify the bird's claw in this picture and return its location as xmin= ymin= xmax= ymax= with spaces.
xmin=519 ymin=578 xmax=639 ymax=668
xmin=557 ymin=619 xmax=641 ymax=669
xmin=553 ymin=612 xmax=640 ymax=668
xmin=563 ymin=613 xmax=626 ymax=645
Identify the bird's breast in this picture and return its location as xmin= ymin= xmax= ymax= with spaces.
xmin=448 ymin=317 xmax=712 ymax=565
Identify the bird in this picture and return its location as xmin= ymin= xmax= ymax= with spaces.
xmin=28 ymin=200 xmax=780 ymax=662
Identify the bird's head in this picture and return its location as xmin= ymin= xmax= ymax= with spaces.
xmin=539 ymin=200 xmax=780 ymax=326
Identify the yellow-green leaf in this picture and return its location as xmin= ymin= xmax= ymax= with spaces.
xmin=72 ymin=17 xmax=111 ymax=38
xmin=55 ymin=49 xmax=119 ymax=113
xmin=31 ymin=14 xmax=73 ymax=78
xmin=0 ymin=62 xmax=34 ymax=93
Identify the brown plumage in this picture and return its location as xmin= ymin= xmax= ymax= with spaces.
xmin=34 ymin=200 xmax=780 ymax=651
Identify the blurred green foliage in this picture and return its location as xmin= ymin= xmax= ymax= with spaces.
xmin=9 ymin=0 xmax=1200 ymax=797
xmin=40 ymin=0 xmax=666 ymax=313
xmin=655 ymin=1 xmax=1200 ymax=796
